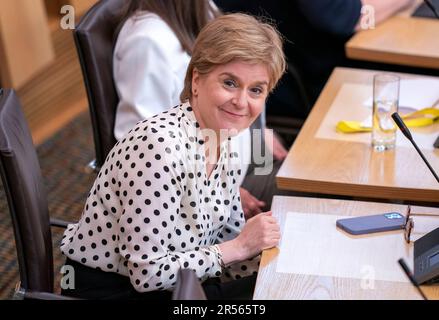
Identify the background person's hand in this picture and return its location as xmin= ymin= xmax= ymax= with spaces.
xmin=264 ymin=128 xmax=288 ymax=161
xmin=240 ymin=187 xmax=265 ymax=219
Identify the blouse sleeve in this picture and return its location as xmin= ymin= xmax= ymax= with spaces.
xmin=217 ymin=190 xmax=245 ymax=243
xmin=115 ymin=130 xmax=223 ymax=292
xmin=216 ymin=182 xmax=260 ymax=280
xmin=113 ymin=26 xmax=178 ymax=140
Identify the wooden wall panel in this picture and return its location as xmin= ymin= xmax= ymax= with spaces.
xmin=68 ymin=0 xmax=97 ymax=15
xmin=16 ymin=26 xmax=87 ymax=145
xmin=0 ymin=0 xmax=55 ymax=88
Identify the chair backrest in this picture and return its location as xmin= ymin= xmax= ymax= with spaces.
xmin=172 ymin=269 xmax=207 ymax=300
xmin=73 ymin=0 xmax=126 ymax=167
xmin=0 ymin=89 xmax=54 ymax=293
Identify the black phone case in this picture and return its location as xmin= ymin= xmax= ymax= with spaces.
xmin=336 ymin=212 xmax=405 ymax=235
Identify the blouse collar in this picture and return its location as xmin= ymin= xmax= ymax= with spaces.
xmin=179 ymin=101 xmax=230 ymax=152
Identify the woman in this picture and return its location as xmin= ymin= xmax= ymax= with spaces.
xmin=61 ymin=13 xmax=285 ymax=299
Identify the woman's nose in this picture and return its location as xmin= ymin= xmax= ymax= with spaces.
xmin=231 ymin=90 xmax=248 ymax=109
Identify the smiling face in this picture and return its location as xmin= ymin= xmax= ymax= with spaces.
xmin=190 ymin=60 xmax=269 ymax=137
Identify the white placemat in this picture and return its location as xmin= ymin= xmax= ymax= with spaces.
xmin=276 ymin=212 xmax=412 ymax=283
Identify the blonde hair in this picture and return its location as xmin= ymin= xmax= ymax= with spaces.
xmin=180 ymin=13 xmax=286 ymax=101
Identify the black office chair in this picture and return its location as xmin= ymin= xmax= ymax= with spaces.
xmin=172 ymin=269 xmax=207 ymax=300
xmin=0 ymin=89 xmax=75 ymax=300
xmin=73 ymin=0 xmax=126 ymax=171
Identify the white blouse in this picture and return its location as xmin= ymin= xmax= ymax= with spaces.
xmin=113 ymin=12 xmax=190 ymax=141
xmin=61 ymin=102 xmax=258 ymax=293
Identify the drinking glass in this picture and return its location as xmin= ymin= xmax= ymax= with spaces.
xmin=372 ymin=73 xmax=400 ymax=151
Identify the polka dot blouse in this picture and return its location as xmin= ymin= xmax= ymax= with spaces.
xmin=61 ymin=102 xmax=258 ymax=293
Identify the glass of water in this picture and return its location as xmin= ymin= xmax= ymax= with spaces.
xmin=372 ymin=73 xmax=400 ymax=151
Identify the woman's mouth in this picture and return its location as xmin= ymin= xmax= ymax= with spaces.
xmin=219 ymin=107 xmax=246 ymax=118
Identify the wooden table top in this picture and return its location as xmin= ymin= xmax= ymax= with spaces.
xmin=276 ymin=67 xmax=439 ymax=203
xmin=253 ymin=196 xmax=439 ymax=300
xmin=345 ymin=1 xmax=439 ymax=69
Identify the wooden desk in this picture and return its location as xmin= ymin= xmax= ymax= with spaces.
xmin=253 ymin=196 xmax=439 ymax=299
xmin=345 ymin=1 xmax=439 ymax=69
xmin=276 ymin=67 xmax=439 ymax=203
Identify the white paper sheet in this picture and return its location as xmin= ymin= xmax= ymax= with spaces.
xmin=276 ymin=212 xmax=412 ymax=283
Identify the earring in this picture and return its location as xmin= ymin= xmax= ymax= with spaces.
xmin=193 ymin=89 xmax=198 ymax=96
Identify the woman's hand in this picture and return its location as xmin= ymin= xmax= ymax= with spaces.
xmin=240 ymin=187 xmax=266 ymax=219
xmin=218 ymin=211 xmax=280 ymax=265
xmin=236 ymin=211 xmax=280 ymax=259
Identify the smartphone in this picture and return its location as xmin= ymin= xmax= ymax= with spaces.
xmin=336 ymin=212 xmax=405 ymax=235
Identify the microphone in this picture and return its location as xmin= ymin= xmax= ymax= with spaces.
xmin=423 ymin=0 xmax=439 ymax=19
xmin=392 ymin=112 xmax=439 ymax=184
xmin=398 ymin=258 xmax=428 ymax=300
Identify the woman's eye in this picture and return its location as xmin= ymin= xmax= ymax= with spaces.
xmin=251 ymin=87 xmax=263 ymax=95
xmin=223 ymin=79 xmax=236 ymax=88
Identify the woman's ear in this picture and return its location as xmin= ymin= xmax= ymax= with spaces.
xmin=192 ymin=69 xmax=200 ymax=97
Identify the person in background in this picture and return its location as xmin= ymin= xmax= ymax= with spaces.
xmin=61 ymin=13 xmax=285 ymax=300
xmin=113 ymin=0 xmax=289 ymax=218
xmin=214 ymin=0 xmax=415 ymax=119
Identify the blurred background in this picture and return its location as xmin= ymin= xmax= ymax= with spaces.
xmin=0 ymin=0 xmax=97 ymax=144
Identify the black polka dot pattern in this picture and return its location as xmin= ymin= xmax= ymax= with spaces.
xmin=60 ymin=102 xmax=257 ymax=292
